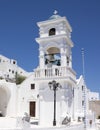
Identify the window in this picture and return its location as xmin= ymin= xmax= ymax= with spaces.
xmin=73 ymin=89 xmax=74 ymax=97
xmin=12 ymin=70 xmax=14 ymax=74
xmin=7 ymin=75 xmax=9 ymax=78
xmin=82 ymin=86 xmax=84 ymax=91
xmin=67 ymin=57 xmax=69 ymax=65
xmin=13 ymin=61 xmax=16 ymax=64
xmin=49 ymin=28 xmax=56 ymax=36
xmin=31 ymin=84 xmax=35 ymax=89
xmin=82 ymin=100 xmax=84 ymax=106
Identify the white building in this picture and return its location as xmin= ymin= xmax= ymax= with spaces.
xmin=0 ymin=12 xmax=96 ymax=128
xmin=88 ymin=91 xmax=99 ymax=101
xmin=0 ymin=54 xmax=30 ymax=81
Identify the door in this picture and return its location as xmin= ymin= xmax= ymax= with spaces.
xmin=29 ymin=101 xmax=36 ymax=117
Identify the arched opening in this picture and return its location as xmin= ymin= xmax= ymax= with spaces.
xmin=0 ymin=86 xmax=10 ymax=117
xmin=49 ymin=28 xmax=56 ymax=36
xmin=45 ymin=47 xmax=61 ymax=66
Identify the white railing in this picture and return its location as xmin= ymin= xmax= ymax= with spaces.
xmin=34 ymin=67 xmax=76 ymax=81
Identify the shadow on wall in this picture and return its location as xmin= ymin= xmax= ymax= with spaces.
xmin=0 ymin=85 xmax=11 ymax=117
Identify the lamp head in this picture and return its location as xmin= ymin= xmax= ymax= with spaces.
xmin=48 ymin=82 xmax=52 ymax=89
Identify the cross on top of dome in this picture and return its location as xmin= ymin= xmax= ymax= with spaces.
xmin=54 ymin=10 xmax=58 ymax=15
xmin=49 ymin=10 xmax=61 ymax=20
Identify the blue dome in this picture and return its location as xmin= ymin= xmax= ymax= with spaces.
xmin=49 ymin=14 xmax=61 ymax=20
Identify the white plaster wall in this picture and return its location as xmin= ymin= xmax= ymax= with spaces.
xmin=39 ymin=99 xmax=62 ymax=126
xmin=38 ymin=80 xmax=75 ymax=126
xmin=6 ymin=82 xmax=17 ymax=116
xmin=39 ymin=100 xmax=53 ymax=126
xmin=75 ymin=75 xmax=89 ymax=120
xmin=17 ymin=73 xmax=39 ymax=119
xmin=74 ymin=87 xmax=79 ymax=120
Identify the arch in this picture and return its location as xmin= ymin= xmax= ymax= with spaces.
xmin=0 ymin=85 xmax=11 ymax=116
xmin=47 ymin=47 xmax=60 ymax=54
xmin=43 ymin=41 xmax=61 ymax=51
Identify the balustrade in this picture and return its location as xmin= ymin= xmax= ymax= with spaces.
xmin=34 ymin=67 xmax=76 ymax=81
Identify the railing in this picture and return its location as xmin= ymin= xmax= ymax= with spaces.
xmin=34 ymin=66 xmax=76 ymax=81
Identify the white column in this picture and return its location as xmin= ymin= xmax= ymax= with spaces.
xmin=69 ymin=52 xmax=72 ymax=68
xmin=39 ymin=46 xmax=45 ymax=69
xmin=72 ymin=86 xmax=75 ymax=120
xmin=60 ymin=45 xmax=66 ymax=67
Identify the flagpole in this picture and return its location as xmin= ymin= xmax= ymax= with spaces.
xmin=81 ymin=48 xmax=87 ymax=130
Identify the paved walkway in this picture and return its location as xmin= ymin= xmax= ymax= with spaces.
xmin=87 ymin=126 xmax=99 ymax=130
xmin=0 ymin=118 xmax=99 ymax=130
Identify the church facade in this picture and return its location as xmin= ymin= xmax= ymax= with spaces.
xmin=0 ymin=12 xmax=95 ymax=127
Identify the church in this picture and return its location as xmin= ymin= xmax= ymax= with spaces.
xmin=0 ymin=11 xmax=95 ymax=128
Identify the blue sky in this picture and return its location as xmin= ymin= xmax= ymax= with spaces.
xmin=0 ymin=0 xmax=100 ymax=93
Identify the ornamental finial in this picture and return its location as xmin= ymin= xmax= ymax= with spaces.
xmin=54 ymin=10 xmax=58 ymax=15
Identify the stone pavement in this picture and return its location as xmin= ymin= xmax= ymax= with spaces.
xmin=0 ymin=117 xmax=99 ymax=130
xmin=87 ymin=126 xmax=99 ymax=130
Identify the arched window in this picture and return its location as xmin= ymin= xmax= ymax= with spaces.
xmin=49 ymin=28 xmax=56 ymax=36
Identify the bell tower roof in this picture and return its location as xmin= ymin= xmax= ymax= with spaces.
xmin=37 ymin=11 xmax=72 ymax=34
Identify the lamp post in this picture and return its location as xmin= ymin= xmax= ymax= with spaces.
xmin=48 ymin=80 xmax=61 ymax=126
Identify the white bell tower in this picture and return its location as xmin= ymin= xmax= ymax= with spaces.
xmin=35 ymin=11 xmax=76 ymax=84
xmin=35 ymin=11 xmax=77 ymax=126
xmin=36 ymin=11 xmax=74 ymax=70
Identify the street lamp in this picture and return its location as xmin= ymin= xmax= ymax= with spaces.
xmin=48 ymin=80 xmax=61 ymax=126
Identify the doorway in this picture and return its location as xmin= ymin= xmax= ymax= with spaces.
xmin=29 ymin=101 xmax=36 ymax=117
